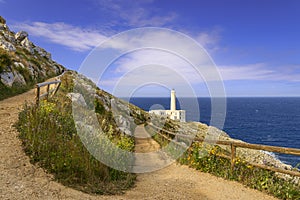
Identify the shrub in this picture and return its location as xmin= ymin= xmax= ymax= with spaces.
xmin=178 ymin=143 xmax=300 ymax=200
xmin=0 ymin=50 xmax=12 ymax=73
xmin=149 ymin=128 xmax=300 ymax=200
xmin=16 ymin=72 xmax=136 ymax=194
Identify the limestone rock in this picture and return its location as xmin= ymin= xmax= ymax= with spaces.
xmin=0 ymin=16 xmax=6 ymax=24
xmin=14 ymin=62 xmax=25 ymax=69
xmin=15 ymin=31 xmax=28 ymax=42
xmin=96 ymin=94 xmax=111 ymax=111
xmin=0 ymin=71 xmax=14 ymax=86
xmin=20 ymin=37 xmax=34 ymax=53
xmin=34 ymin=46 xmax=51 ymax=59
xmin=53 ymin=65 xmax=63 ymax=74
xmin=114 ymin=115 xmax=133 ymax=136
xmin=0 ymin=38 xmax=16 ymax=52
xmin=13 ymin=70 xmax=26 ymax=85
xmin=0 ymin=16 xmax=66 ymax=99
xmin=67 ymin=93 xmax=87 ymax=107
xmin=2 ymin=32 xmax=15 ymax=43
xmin=0 ymin=17 xmax=8 ymax=32
xmin=27 ymin=65 xmax=36 ymax=77
xmin=0 ymin=70 xmax=26 ymax=87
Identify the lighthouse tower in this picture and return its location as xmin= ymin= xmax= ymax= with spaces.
xmin=149 ymin=89 xmax=186 ymax=122
xmin=170 ymin=89 xmax=176 ymax=111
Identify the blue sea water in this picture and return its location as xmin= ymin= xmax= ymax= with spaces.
xmin=129 ymin=97 xmax=300 ymax=167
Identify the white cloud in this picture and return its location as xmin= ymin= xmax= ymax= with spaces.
xmin=13 ymin=20 xmax=298 ymax=84
xmin=100 ymin=51 xmax=300 ymax=93
xmin=195 ymin=29 xmax=221 ymax=51
xmin=12 ymin=22 xmax=107 ymax=51
xmin=11 ymin=21 xmax=221 ymax=58
xmin=94 ymin=0 xmax=177 ymax=27
xmin=110 ymin=50 xmax=204 ymax=84
xmin=219 ymin=63 xmax=274 ymax=81
xmin=219 ymin=63 xmax=300 ymax=82
xmin=83 ymin=29 xmax=224 ymax=92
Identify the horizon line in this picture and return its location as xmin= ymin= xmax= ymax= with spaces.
xmin=119 ymin=96 xmax=300 ymax=98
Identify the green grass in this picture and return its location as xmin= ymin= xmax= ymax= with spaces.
xmin=0 ymin=81 xmax=34 ymax=100
xmin=0 ymin=49 xmax=62 ymax=100
xmin=151 ymin=129 xmax=300 ymax=200
xmin=0 ymin=48 xmax=12 ymax=73
xmin=16 ymin=72 xmax=136 ymax=194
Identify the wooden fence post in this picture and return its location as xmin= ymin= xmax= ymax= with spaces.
xmin=230 ymin=143 xmax=236 ymax=173
xmin=149 ymin=122 xmax=300 ymax=177
xmin=46 ymin=84 xmax=50 ymax=100
xmin=36 ymin=85 xmax=40 ymax=106
xmin=53 ymin=82 xmax=61 ymax=96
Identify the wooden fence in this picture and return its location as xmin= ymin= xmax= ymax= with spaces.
xmin=147 ymin=123 xmax=300 ymax=177
xmin=35 ymin=80 xmax=61 ymax=106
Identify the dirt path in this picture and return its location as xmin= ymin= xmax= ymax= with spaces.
xmin=0 ymin=88 xmax=278 ymax=200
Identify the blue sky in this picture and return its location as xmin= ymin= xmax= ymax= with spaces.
xmin=1 ymin=0 xmax=300 ymax=97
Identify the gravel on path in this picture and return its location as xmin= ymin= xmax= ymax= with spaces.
xmin=0 ymin=88 xmax=278 ymax=200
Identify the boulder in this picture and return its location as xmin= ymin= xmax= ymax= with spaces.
xmin=15 ymin=31 xmax=28 ymax=42
xmin=0 ymin=70 xmax=26 ymax=87
xmin=0 ymin=71 xmax=14 ymax=86
xmin=0 ymin=39 xmax=16 ymax=52
xmin=20 ymin=37 xmax=34 ymax=53
xmin=14 ymin=62 xmax=25 ymax=69
xmin=67 ymin=93 xmax=87 ymax=107
xmin=13 ymin=70 xmax=26 ymax=85
xmin=2 ymin=32 xmax=15 ymax=43
xmin=27 ymin=65 xmax=36 ymax=77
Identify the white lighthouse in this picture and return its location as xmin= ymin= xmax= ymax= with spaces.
xmin=149 ymin=89 xmax=186 ymax=122
xmin=170 ymin=89 xmax=176 ymax=111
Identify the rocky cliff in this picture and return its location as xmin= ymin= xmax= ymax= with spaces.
xmin=0 ymin=16 xmax=64 ymax=100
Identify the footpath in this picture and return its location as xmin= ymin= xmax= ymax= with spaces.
xmin=0 ymin=87 xmax=277 ymax=200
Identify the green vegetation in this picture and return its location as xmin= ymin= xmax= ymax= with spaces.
xmin=0 ymin=48 xmax=61 ymax=100
xmin=150 ymin=126 xmax=300 ymax=200
xmin=15 ymin=65 xmax=33 ymax=83
xmin=0 ymin=81 xmax=33 ymax=100
xmin=16 ymin=72 xmax=136 ymax=194
xmin=0 ymin=48 xmax=35 ymax=100
xmin=179 ymin=143 xmax=300 ymax=199
xmin=15 ymin=48 xmax=29 ymax=60
xmin=0 ymin=48 xmax=12 ymax=73
xmin=0 ymin=49 xmax=32 ymax=100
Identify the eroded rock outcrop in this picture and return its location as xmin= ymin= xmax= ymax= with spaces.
xmin=0 ymin=16 xmax=64 ymax=99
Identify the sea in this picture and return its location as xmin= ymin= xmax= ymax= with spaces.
xmin=129 ymin=97 xmax=300 ymax=167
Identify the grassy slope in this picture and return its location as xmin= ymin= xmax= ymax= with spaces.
xmin=16 ymin=71 xmax=137 ymax=194
xmin=0 ymin=44 xmax=63 ymax=100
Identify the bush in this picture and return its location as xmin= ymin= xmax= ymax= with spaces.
xmin=0 ymin=81 xmax=33 ymax=100
xmin=16 ymin=72 xmax=136 ymax=194
xmin=178 ymin=143 xmax=300 ymax=200
xmin=0 ymin=50 xmax=12 ymax=73
xmin=149 ymin=121 xmax=300 ymax=200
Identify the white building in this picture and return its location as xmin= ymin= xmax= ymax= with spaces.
xmin=149 ymin=89 xmax=186 ymax=122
